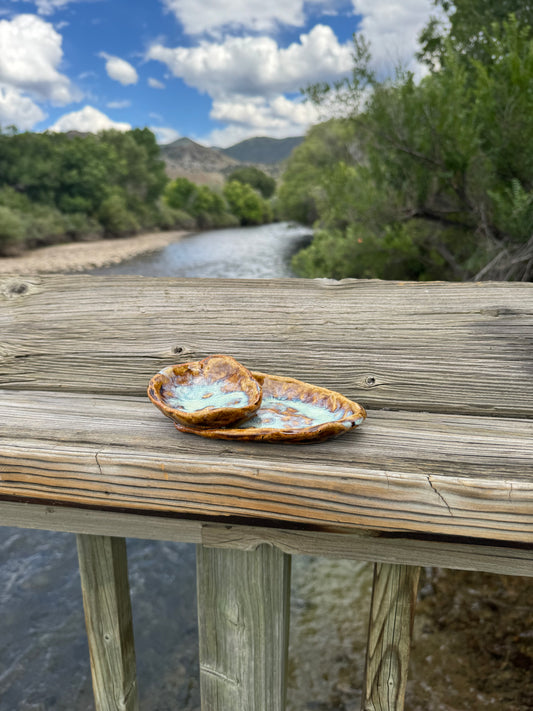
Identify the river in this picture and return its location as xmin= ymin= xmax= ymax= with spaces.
xmin=1 ymin=223 xmax=529 ymax=710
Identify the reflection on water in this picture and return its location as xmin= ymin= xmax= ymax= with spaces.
xmin=89 ymin=222 xmax=313 ymax=279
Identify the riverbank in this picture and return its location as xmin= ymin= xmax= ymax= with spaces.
xmin=0 ymin=230 xmax=190 ymax=274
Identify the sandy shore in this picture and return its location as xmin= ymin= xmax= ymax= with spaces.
xmin=0 ymin=230 xmax=189 ymax=274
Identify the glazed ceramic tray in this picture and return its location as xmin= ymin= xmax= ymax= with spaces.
xmin=147 ymin=355 xmax=262 ymax=428
xmin=174 ymin=372 xmax=366 ymax=443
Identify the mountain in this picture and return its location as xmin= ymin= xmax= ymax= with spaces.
xmin=159 ymin=135 xmax=304 ymax=187
xmin=160 ymin=137 xmax=240 ymax=187
xmin=219 ymin=136 xmax=304 ymax=164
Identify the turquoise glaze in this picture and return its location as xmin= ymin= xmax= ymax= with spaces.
xmin=163 ymin=381 xmax=249 ymax=413
xmin=237 ymin=395 xmax=353 ymax=430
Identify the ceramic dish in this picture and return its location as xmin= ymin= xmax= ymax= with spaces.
xmin=174 ymin=372 xmax=366 ymax=443
xmin=147 ymin=355 xmax=262 ymax=428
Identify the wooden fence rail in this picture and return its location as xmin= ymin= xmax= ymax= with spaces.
xmin=1 ymin=275 xmax=532 ymax=710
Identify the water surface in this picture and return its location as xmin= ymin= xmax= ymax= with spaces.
xmin=89 ymin=222 xmax=312 ymax=278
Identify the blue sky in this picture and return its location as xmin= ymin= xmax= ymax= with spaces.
xmin=0 ymin=0 xmax=438 ymax=146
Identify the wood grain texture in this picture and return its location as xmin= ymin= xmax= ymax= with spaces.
xmin=1 ymin=391 xmax=532 ymax=542
xmin=1 ymin=276 xmax=532 ymax=417
xmin=197 ymin=544 xmax=291 ymax=710
xmin=76 ymin=535 xmax=138 ymax=711
xmin=361 ymin=564 xmax=420 ymax=711
xmin=200 ymin=524 xmax=533 ymax=578
xmin=1 ymin=502 xmax=532 ymax=576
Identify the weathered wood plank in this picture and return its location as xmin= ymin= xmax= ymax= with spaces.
xmin=1 ymin=392 xmax=532 ymax=542
xmin=1 ymin=276 xmax=532 ymax=417
xmin=0 ymin=500 xmax=203 ymax=542
xmin=361 ymin=564 xmax=420 ymax=711
xmin=2 ymin=502 xmax=533 ymax=576
xmin=197 ymin=544 xmax=291 ymax=710
xmin=200 ymin=523 xmax=533 ymax=578
xmin=76 ymin=535 xmax=138 ymax=711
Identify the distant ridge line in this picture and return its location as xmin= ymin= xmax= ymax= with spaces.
xmin=218 ymin=135 xmax=304 ymax=164
xmin=159 ymin=134 xmax=304 ymax=185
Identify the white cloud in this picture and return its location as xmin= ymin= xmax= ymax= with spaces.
xmin=107 ymin=99 xmax=131 ymax=108
xmin=148 ymin=77 xmax=165 ymax=89
xmin=0 ymin=14 xmax=78 ymax=104
xmin=149 ymin=3 xmax=438 ymax=146
xmin=147 ymin=24 xmax=352 ymax=99
xmin=30 ymin=0 xmax=79 ymax=15
xmin=161 ymin=0 xmax=344 ymax=36
xmin=352 ymin=0 xmax=441 ymax=76
xmin=8 ymin=0 xmax=80 ymax=15
xmin=151 ymin=126 xmax=180 ymax=144
xmin=49 ymin=105 xmax=131 ymax=132
xmin=99 ymin=52 xmax=138 ymax=86
xmin=0 ymin=84 xmax=46 ymax=129
xmin=205 ymin=94 xmax=322 ymax=146
xmin=211 ymin=95 xmax=320 ymax=130
xmin=147 ymin=24 xmax=352 ymax=146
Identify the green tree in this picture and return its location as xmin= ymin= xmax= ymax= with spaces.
xmin=286 ymin=13 xmax=533 ymax=282
xmin=97 ymin=190 xmax=140 ymax=236
xmin=277 ymin=119 xmax=361 ymax=225
xmin=0 ymin=127 xmax=168 ymax=247
xmin=164 ymin=177 xmax=198 ymax=212
xmin=0 ymin=205 xmax=25 ymax=254
xmin=223 ymin=180 xmax=267 ymax=225
xmin=227 ymin=166 xmax=276 ymax=198
xmin=418 ymin=0 xmax=533 ymax=69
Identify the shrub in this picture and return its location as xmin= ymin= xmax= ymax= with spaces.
xmin=98 ymin=192 xmax=140 ymax=236
xmin=164 ymin=178 xmax=198 ymax=211
xmin=0 ymin=206 xmax=25 ymax=254
xmin=223 ymin=180 xmax=268 ymax=225
xmin=64 ymin=212 xmax=104 ymax=240
xmin=22 ymin=204 xmax=67 ymax=247
xmin=227 ymin=166 xmax=276 ymax=198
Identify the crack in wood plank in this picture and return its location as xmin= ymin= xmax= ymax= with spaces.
xmin=427 ymin=476 xmax=453 ymax=517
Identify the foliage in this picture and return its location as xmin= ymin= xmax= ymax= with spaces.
xmin=97 ymin=191 xmax=140 ymax=236
xmin=418 ymin=0 xmax=533 ymax=69
xmin=0 ymin=206 xmax=25 ymax=253
xmin=164 ymin=177 xmax=198 ymax=211
xmin=223 ymin=180 xmax=272 ymax=225
xmin=277 ymin=120 xmax=361 ymax=225
xmin=163 ymin=177 xmax=238 ymax=228
xmin=226 ymin=166 xmax=276 ymax=198
xmin=283 ymin=10 xmax=533 ymax=282
xmin=0 ymin=127 xmax=168 ymax=250
xmin=153 ymin=201 xmax=197 ymax=231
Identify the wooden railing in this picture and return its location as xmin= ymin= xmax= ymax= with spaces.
xmin=1 ymin=275 xmax=532 ymax=710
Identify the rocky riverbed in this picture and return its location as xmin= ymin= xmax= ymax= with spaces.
xmin=0 ymin=230 xmax=189 ymax=274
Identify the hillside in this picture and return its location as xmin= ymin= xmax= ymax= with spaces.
xmin=159 ymin=137 xmax=239 ymax=187
xmin=159 ymin=135 xmax=304 ymax=186
xmin=219 ymin=136 xmax=304 ymax=164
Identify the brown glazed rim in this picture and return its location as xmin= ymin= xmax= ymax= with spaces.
xmin=147 ymin=354 xmax=263 ymax=428
xmin=173 ymin=371 xmax=367 ymax=443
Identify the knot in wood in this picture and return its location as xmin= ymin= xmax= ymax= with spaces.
xmin=10 ymin=282 xmax=28 ymax=295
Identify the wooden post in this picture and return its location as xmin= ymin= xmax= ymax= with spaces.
xmin=76 ymin=534 xmax=139 ymax=711
xmin=197 ymin=543 xmax=291 ymax=711
xmin=361 ymin=563 xmax=420 ymax=711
